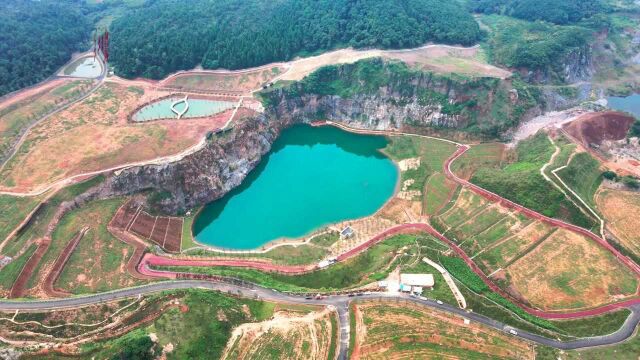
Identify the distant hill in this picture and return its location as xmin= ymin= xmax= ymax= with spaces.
xmin=0 ymin=0 xmax=89 ymax=97
xmin=108 ymin=0 xmax=483 ymax=79
xmin=469 ymin=0 xmax=607 ymax=25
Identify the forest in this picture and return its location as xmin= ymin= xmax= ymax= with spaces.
xmin=469 ymin=0 xmax=607 ymax=25
xmin=108 ymin=0 xmax=483 ymax=79
xmin=0 ymin=0 xmax=90 ymax=97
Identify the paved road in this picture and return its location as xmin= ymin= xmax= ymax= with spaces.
xmin=1 ymin=281 xmax=639 ymax=357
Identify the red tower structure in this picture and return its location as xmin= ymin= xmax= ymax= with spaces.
xmin=96 ymin=29 xmax=110 ymax=63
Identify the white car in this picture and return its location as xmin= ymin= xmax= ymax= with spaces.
xmin=436 ymin=300 xmax=443 ymax=305
xmin=509 ymin=329 xmax=518 ymax=336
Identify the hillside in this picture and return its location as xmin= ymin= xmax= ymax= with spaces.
xmin=108 ymin=0 xmax=482 ymax=79
xmin=0 ymin=0 xmax=90 ymax=96
xmin=262 ymin=59 xmax=539 ymax=137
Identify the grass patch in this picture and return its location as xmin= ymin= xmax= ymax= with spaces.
xmin=469 ymin=133 xmax=595 ymax=229
xmin=0 ymin=244 xmax=36 ymax=291
xmin=0 ymin=194 xmax=43 ymax=244
xmin=161 ymin=235 xmax=419 ymax=292
xmin=551 ymin=309 xmax=631 ymax=338
xmin=56 ymin=198 xmax=148 ymax=294
xmin=328 ymin=311 xmax=338 ymax=360
xmin=383 ymin=135 xmax=457 ymax=196
xmin=556 ymin=152 xmax=603 ymax=208
xmin=424 ymin=173 xmax=457 ymax=215
xmin=71 ymin=289 xmax=275 ymax=359
xmin=2 ymin=176 xmax=106 ymax=258
xmin=180 ymin=214 xmax=198 ymax=251
xmin=439 ymin=256 xmax=559 ymax=332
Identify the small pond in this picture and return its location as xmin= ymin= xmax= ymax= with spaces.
xmin=64 ymin=57 xmax=102 ymax=78
xmin=132 ymin=98 xmax=236 ymax=122
xmin=607 ymin=93 xmax=640 ymax=118
xmin=193 ymin=124 xmax=398 ymax=250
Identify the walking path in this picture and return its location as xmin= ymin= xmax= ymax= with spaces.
xmin=422 ymin=257 xmax=466 ymax=309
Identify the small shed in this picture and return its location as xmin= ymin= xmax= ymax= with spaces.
xmin=340 ymin=226 xmax=355 ymax=239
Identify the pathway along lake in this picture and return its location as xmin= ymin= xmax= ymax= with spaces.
xmin=193 ymin=124 xmax=398 ymax=249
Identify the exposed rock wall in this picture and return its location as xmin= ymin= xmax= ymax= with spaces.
xmin=88 ymin=62 xmax=533 ymax=214
xmin=88 ymin=114 xmax=283 ymax=214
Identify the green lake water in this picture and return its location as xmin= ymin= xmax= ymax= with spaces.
xmin=132 ymin=98 xmax=235 ymax=122
xmin=607 ymin=93 xmax=640 ymax=118
xmin=193 ymin=124 xmax=398 ymax=249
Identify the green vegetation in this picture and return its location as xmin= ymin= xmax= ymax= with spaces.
xmin=56 ymin=198 xmax=147 ymax=294
xmin=551 ymin=309 xmax=631 ymax=337
xmin=424 ymin=173 xmax=457 ymax=215
xmin=482 ymin=15 xmax=592 ymax=82
xmin=621 ymin=175 xmax=640 ymax=189
xmin=0 ymin=244 xmax=36 ymax=291
xmin=348 ymin=303 xmax=356 ymax=359
xmin=440 ymin=256 xmax=557 ymax=331
xmin=556 ymin=152 xmax=603 ymax=208
xmin=0 ymin=195 xmax=42 ymax=245
xmin=470 ymin=133 xmax=595 ymax=228
xmin=162 ymin=235 xmax=422 ymax=293
xmin=328 ymin=312 xmax=338 ymax=360
xmin=187 ymin=231 xmax=339 ymax=266
xmin=266 ymin=59 xmax=538 ymax=136
xmin=109 ymin=0 xmax=482 ymax=79
xmin=470 ymin=0 xmax=607 ymax=25
xmin=383 ymin=135 xmax=457 ymax=202
xmin=0 ymin=0 xmax=90 ymax=96
xmin=630 ymin=120 xmax=640 ymax=137
xmin=538 ymin=330 xmax=640 ymax=359
xmin=72 ymin=290 xmax=275 ymax=359
xmin=2 ymin=176 xmax=105 ymax=259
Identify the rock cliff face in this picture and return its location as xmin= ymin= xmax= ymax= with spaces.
xmin=522 ymin=45 xmax=594 ymax=84
xmin=91 ymin=61 xmax=530 ymax=214
xmin=268 ymin=75 xmax=472 ymax=131
xmin=90 ymin=114 xmax=284 ymax=214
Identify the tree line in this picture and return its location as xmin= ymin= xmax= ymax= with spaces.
xmin=469 ymin=0 xmax=606 ymax=25
xmin=0 ymin=0 xmax=90 ymax=97
xmin=108 ymin=0 xmax=483 ymax=79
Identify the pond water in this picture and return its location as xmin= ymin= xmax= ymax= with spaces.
xmin=64 ymin=57 xmax=102 ymax=78
xmin=132 ymin=98 xmax=236 ymax=122
xmin=193 ymin=124 xmax=398 ymax=250
xmin=607 ymin=93 xmax=640 ymax=118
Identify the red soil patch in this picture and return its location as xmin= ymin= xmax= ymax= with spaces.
xmin=563 ymin=111 xmax=635 ymax=146
xmin=149 ymin=217 xmax=169 ymax=246
xmin=164 ymin=218 xmax=183 ymax=252
xmin=9 ymin=237 xmax=51 ymax=298
xmin=129 ymin=212 xmax=155 ymax=239
xmin=112 ymin=202 xmax=183 ymax=253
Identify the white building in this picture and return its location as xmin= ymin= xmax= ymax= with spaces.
xmin=400 ymin=273 xmax=434 ymax=293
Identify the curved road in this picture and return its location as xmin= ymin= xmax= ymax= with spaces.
xmin=1 ymin=280 xmax=639 ymax=358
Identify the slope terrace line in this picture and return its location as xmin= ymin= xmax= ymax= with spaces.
xmin=445 ymin=144 xmax=640 ymax=276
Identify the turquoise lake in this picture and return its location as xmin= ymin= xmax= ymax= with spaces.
xmin=193 ymin=124 xmax=398 ymax=249
xmin=607 ymin=93 xmax=640 ymax=118
xmin=132 ymin=98 xmax=235 ymax=122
